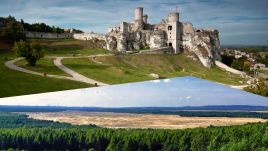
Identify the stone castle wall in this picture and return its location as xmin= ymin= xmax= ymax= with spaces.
xmin=26 ymin=31 xmax=105 ymax=41
xmin=26 ymin=31 xmax=73 ymax=39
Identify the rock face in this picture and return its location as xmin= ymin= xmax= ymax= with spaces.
xmin=181 ymin=23 xmax=221 ymax=68
xmin=106 ymin=36 xmax=117 ymax=51
xmin=149 ymin=30 xmax=166 ymax=48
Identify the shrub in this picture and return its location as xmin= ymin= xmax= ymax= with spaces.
xmin=13 ymin=40 xmax=44 ymax=66
xmin=244 ymin=78 xmax=268 ymax=97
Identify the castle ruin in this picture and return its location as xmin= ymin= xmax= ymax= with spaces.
xmin=106 ymin=7 xmax=221 ymax=68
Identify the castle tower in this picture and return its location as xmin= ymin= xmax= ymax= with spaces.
xmin=134 ymin=7 xmax=143 ymax=20
xmin=166 ymin=12 xmax=180 ymax=53
xmin=143 ymin=14 xmax=148 ymax=24
xmin=134 ymin=7 xmax=144 ymax=30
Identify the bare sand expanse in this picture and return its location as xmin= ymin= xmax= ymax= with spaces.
xmin=25 ymin=111 xmax=267 ymax=129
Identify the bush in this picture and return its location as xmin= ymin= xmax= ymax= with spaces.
xmin=231 ymin=57 xmax=252 ymax=73
xmin=13 ymin=40 xmax=44 ymax=66
xmin=244 ymin=79 xmax=268 ymax=97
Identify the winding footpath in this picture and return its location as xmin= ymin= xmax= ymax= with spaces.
xmin=53 ymin=57 xmax=108 ymax=86
xmin=5 ymin=58 xmax=75 ymax=81
xmin=5 ymin=54 xmax=112 ymax=86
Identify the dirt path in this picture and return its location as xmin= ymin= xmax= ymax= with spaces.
xmin=215 ymin=61 xmax=245 ymax=75
xmin=5 ymin=58 xmax=75 ymax=81
xmin=4 ymin=54 xmax=112 ymax=86
xmin=215 ymin=61 xmax=249 ymax=89
xmin=54 ymin=57 xmax=108 ymax=86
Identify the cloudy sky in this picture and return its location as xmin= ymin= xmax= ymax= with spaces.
xmin=1 ymin=0 xmax=268 ymax=45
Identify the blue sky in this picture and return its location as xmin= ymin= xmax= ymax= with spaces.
xmin=1 ymin=0 xmax=268 ymax=45
xmin=0 ymin=77 xmax=267 ymax=107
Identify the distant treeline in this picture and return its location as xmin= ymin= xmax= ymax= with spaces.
xmin=0 ymin=111 xmax=268 ymax=150
xmin=21 ymin=20 xmax=83 ymax=33
xmin=222 ymin=46 xmax=268 ymax=53
xmin=0 ymin=16 xmax=83 ymax=43
xmin=0 ymin=112 xmax=96 ymax=128
xmin=1 ymin=106 xmax=268 ymax=119
xmin=1 ymin=105 xmax=267 ymax=112
xmin=22 ymin=21 xmax=65 ymax=33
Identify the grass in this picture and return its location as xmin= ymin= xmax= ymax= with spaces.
xmin=0 ymin=50 xmax=91 ymax=98
xmin=28 ymin=39 xmax=109 ymax=57
xmin=0 ymin=39 xmax=246 ymax=97
xmin=62 ymin=54 xmax=245 ymax=85
xmin=62 ymin=57 xmax=153 ymax=84
xmin=15 ymin=58 xmax=69 ymax=76
xmin=257 ymin=69 xmax=268 ymax=75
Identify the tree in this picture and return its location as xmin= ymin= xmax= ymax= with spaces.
xmin=0 ymin=16 xmax=25 ymax=43
xmin=243 ymin=60 xmax=251 ymax=73
xmin=13 ymin=40 xmax=44 ymax=66
xmin=231 ymin=59 xmax=244 ymax=71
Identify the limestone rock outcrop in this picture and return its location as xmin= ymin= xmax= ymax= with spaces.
xmin=106 ymin=36 xmax=117 ymax=50
xmin=181 ymin=23 xmax=221 ymax=68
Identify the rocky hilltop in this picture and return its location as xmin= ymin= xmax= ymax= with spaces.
xmin=105 ymin=7 xmax=221 ymax=68
xmin=181 ymin=23 xmax=221 ymax=68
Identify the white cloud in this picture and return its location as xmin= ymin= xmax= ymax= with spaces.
xmin=164 ymin=79 xmax=171 ymax=83
xmin=185 ymin=96 xmax=193 ymax=100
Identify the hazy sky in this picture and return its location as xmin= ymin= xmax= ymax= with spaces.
xmin=0 ymin=77 xmax=267 ymax=107
xmin=1 ymin=0 xmax=268 ymax=45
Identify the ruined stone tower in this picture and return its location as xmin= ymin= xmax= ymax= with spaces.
xmin=166 ymin=12 xmax=180 ymax=53
xmin=134 ymin=7 xmax=144 ymax=30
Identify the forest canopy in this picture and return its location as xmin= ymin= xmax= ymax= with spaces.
xmin=0 ymin=111 xmax=267 ymax=150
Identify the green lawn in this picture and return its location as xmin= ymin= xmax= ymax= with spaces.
xmin=0 ymin=50 xmax=91 ymax=98
xmin=15 ymin=58 xmax=69 ymax=76
xmin=62 ymin=54 xmax=245 ymax=85
xmin=28 ymin=39 xmax=109 ymax=57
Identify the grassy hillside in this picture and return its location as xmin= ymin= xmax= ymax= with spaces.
xmin=28 ymin=39 xmax=109 ymax=56
xmin=63 ymin=54 xmax=245 ymax=85
xmin=15 ymin=58 xmax=69 ymax=76
xmin=0 ymin=39 xmax=246 ymax=97
xmin=0 ymin=50 xmax=91 ymax=98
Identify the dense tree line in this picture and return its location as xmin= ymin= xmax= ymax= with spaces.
xmin=237 ymin=46 xmax=268 ymax=53
xmin=0 ymin=112 xmax=96 ymax=128
xmin=222 ymin=46 xmax=268 ymax=53
xmin=0 ymin=111 xmax=268 ymax=150
xmin=0 ymin=16 xmax=83 ymax=44
xmin=168 ymin=111 xmax=268 ymax=119
xmin=21 ymin=19 xmax=83 ymax=33
xmin=0 ymin=122 xmax=267 ymax=150
xmin=21 ymin=20 xmax=65 ymax=34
